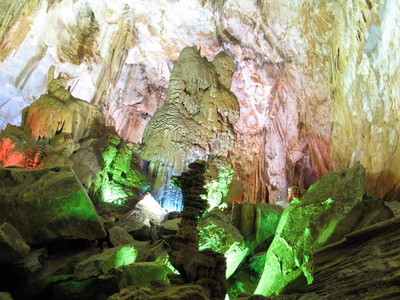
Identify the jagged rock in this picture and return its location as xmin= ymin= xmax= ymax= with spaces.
xmin=74 ymin=245 xmax=137 ymax=281
xmin=108 ymin=226 xmax=135 ymax=247
xmin=109 ymin=262 xmax=172 ymax=290
xmin=0 ymin=166 xmax=105 ymax=245
xmin=255 ymin=164 xmax=391 ymax=296
xmin=306 ymin=218 xmax=400 ymax=298
xmin=198 ymin=213 xmax=248 ymax=279
xmin=0 ymin=222 xmax=30 ymax=263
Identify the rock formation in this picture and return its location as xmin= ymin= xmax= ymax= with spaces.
xmin=1 ymin=0 xmax=399 ymax=207
xmin=255 ymin=164 xmax=394 ymax=296
xmin=168 ymin=160 xmax=228 ymax=299
xmin=140 ymin=46 xmax=239 ymax=211
xmin=0 ymin=166 xmax=106 ymax=245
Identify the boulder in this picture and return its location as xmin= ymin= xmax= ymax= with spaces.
xmin=0 ymin=166 xmax=105 ymax=245
xmin=198 ymin=213 xmax=248 ymax=279
xmin=254 ymin=164 xmax=388 ymax=296
xmin=110 ymin=262 xmax=172 ymax=289
xmin=108 ymin=226 xmax=135 ymax=247
xmin=74 ymin=244 xmax=137 ymax=281
xmin=0 ymin=222 xmax=30 ymax=263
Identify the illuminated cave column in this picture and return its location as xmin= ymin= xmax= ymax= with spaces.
xmin=140 ymin=46 xmax=239 ymax=211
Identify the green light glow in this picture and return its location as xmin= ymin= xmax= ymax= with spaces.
xmin=101 ymin=245 xmax=138 ymax=273
xmin=97 ymin=134 xmax=149 ymax=205
xmin=202 ymin=163 xmax=234 ymax=211
xmin=199 ymin=216 xmax=248 ymax=279
xmin=101 ymin=182 xmax=128 ymax=205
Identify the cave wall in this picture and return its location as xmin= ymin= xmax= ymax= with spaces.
xmin=0 ymin=0 xmax=398 ymax=205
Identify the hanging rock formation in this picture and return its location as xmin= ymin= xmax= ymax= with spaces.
xmin=140 ymin=46 xmax=239 ymax=210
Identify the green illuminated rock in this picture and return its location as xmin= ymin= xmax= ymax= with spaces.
xmin=74 ymin=244 xmax=138 ymax=281
xmin=198 ymin=213 xmax=248 ymax=279
xmin=254 ymin=164 xmax=372 ymax=296
xmin=0 ymin=166 xmax=105 ymax=245
xmin=110 ymin=262 xmax=172 ymax=290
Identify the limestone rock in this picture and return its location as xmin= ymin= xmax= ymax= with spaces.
xmin=232 ymin=202 xmax=284 ymax=251
xmin=167 ymin=161 xmax=228 ymax=299
xmin=108 ymin=226 xmax=135 ymax=247
xmin=110 ymin=262 xmax=172 ymax=290
xmin=0 ymin=222 xmax=30 ymax=264
xmin=198 ymin=213 xmax=248 ymax=279
xmin=22 ymin=69 xmax=105 ymax=141
xmin=307 ymin=218 xmax=400 ymax=298
xmin=74 ymin=244 xmax=138 ymax=281
xmin=254 ymin=164 xmax=381 ymax=296
xmin=140 ymin=47 xmax=239 ymax=211
xmin=0 ymin=166 xmax=105 ymax=245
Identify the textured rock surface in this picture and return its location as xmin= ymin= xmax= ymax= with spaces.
xmin=307 ymin=217 xmax=400 ymax=299
xmin=0 ymin=222 xmax=31 ymax=263
xmin=111 ymin=262 xmax=172 ymax=290
xmin=0 ymin=166 xmax=105 ymax=245
xmin=140 ymin=46 xmax=239 ymax=210
xmin=0 ymin=0 xmax=399 ymax=208
xmin=74 ymin=244 xmax=137 ymax=281
xmin=254 ymin=164 xmax=389 ymax=296
xmin=198 ymin=213 xmax=248 ymax=279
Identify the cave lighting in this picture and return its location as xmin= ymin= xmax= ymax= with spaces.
xmin=102 ymin=181 xmax=128 ymax=205
xmin=135 ymin=192 xmax=167 ymax=223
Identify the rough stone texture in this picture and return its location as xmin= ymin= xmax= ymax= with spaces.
xmin=198 ymin=213 xmax=248 ymax=279
xmin=74 ymin=244 xmax=137 ymax=281
xmin=0 ymin=166 xmax=105 ymax=245
xmin=168 ymin=160 xmax=228 ymax=299
xmin=0 ymin=222 xmax=31 ymax=263
xmin=21 ymin=67 xmax=106 ymax=141
xmin=140 ymin=46 xmax=239 ymax=210
xmin=110 ymin=262 xmax=172 ymax=290
xmin=254 ymin=164 xmax=390 ymax=296
xmin=232 ymin=203 xmax=284 ymax=251
xmin=306 ymin=217 xmax=400 ymax=299
xmin=108 ymin=226 xmax=135 ymax=247
xmin=0 ymin=72 xmax=149 ymax=207
xmin=1 ymin=0 xmax=399 ymax=207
